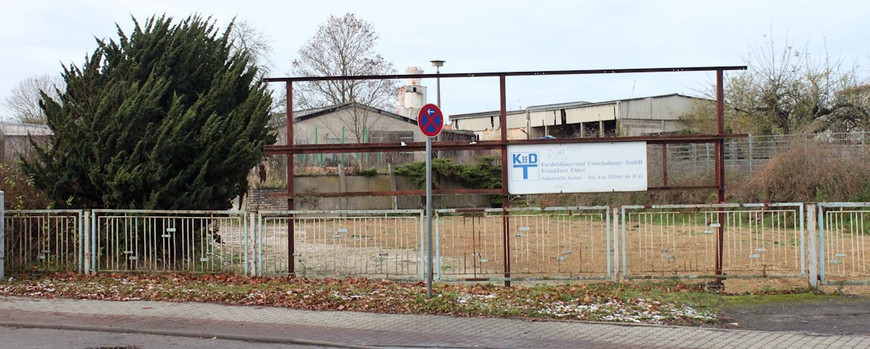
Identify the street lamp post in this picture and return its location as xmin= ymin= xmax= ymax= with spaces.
xmin=430 ymin=60 xmax=445 ymax=107
xmin=425 ymin=60 xmax=444 ymax=298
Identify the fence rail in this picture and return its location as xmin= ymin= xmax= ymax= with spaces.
xmin=1 ymin=204 xmax=868 ymax=287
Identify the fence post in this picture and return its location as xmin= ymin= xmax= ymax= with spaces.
xmin=748 ymin=134 xmax=754 ymax=172
xmin=612 ymin=206 xmax=620 ymax=282
xmin=806 ymin=203 xmax=819 ymax=289
xmin=83 ymin=210 xmax=91 ymax=274
xmin=1 ymin=190 xmax=4 ymax=280
xmin=247 ymin=212 xmax=254 ymax=276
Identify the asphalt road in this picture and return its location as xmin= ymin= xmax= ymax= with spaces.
xmin=718 ymin=294 xmax=870 ymax=336
xmin=0 ymin=326 xmax=329 ymax=349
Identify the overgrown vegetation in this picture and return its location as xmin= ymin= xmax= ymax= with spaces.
xmin=0 ymin=162 xmax=52 ymax=209
xmin=395 ymin=156 xmax=502 ymax=190
xmin=352 ymin=167 xmax=379 ymax=177
xmin=735 ymin=141 xmax=870 ymax=202
xmin=0 ymin=273 xmax=720 ymax=325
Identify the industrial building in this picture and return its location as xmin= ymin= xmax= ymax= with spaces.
xmin=450 ymin=94 xmax=712 ymax=140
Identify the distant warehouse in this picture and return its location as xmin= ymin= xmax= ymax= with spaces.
xmin=0 ymin=122 xmax=52 ymax=162
xmin=449 ymin=94 xmax=712 ymax=140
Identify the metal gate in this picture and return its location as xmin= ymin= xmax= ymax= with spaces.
xmin=257 ymin=210 xmax=424 ymax=279
xmin=435 ymin=206 xmax=611 ymax=281
xmin=91 ymin=210 xmax=249 ymax=274
xmin=621 ymin=203 xmax=804 ymax=279
xmin=3 ymin=210 xmax=83 ymax=273
xmin=818 ymin=203 xmax=870 ymax=285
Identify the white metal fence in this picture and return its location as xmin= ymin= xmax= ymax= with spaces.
xmin=435 ymin=207 xmax=612 ymax=281
xmin=2 ymin=204 xmax=869 ymax=287
xmin=621 ymin=203 xmax=804 ymax=279
xmin=257 ymin=210 xmax=424 ymax=279
xmin=3 ymin=210 xmax=83 ymax=273
xmin=818 ymin=203 xmax=870 ymax=285
xmin=90 ymin=210 xmax=249 ymax=274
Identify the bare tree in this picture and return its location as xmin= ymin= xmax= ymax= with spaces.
xmin=290 ymin=13 xmax=398 ymax=143
xmin=229 ymin=19 xmax=273 ymax=78
xmin=3 ymin=74 xmax=63 ymax=124
xmin=722 ymin=34 xmax=869 ymax=134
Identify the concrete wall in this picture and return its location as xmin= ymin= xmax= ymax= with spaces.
xmin=249 ymin=174 xmax=493 ymax=211
xmin=616 ymin=95 xmax=705 ymax=136
xmin=618 ymin=94 xmax=696 ymax=120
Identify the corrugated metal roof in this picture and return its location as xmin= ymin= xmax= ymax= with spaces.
xmin=449 ymin=94 xmax=711 ymax=120
xmin=449 ymin=109 xmax=525 ymax=120
xmin=271 ymin=102 xmax=417 ymax=127
xmin=526 ymin=100 xmax=590 ymax=111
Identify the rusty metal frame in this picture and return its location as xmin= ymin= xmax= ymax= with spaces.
xmin=264 ymin=65 xmax=747 ymax=280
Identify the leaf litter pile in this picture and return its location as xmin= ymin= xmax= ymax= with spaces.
xmin=0 ymin=273 xmax=718 ymax=325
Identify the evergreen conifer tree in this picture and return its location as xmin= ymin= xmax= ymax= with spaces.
xmin=23 ymin=14 xmax=274 ymax=210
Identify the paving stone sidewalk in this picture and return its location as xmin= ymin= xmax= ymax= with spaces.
xmin=0 ymin=296 xmax=868 ymax=348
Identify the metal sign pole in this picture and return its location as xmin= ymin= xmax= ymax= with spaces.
xmin=425 ymin=137 xmax=433 ymax=298
xmin=417 ymin=103 xmax=443 ymax=299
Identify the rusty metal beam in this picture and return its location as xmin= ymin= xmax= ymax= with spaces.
xmin=264 ymin=65 xmax=747 ymax=83
xmin=715 ymin=69 xmax=726 ymax=281
xmin=264 ymin=185 xmax=722 ymax=198
xmin=266 ymin=188 xmax=503 ymax=198
xmin=285 ymin=81 xmax=295 ymax=275
xmin=263 ymin=134 xmax=749 ymax=156
xmin=648 ymin=185 xmax=718 ymax=191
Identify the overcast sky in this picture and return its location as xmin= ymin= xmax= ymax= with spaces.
xmin=1 ymin=0 xmax=868 ymax=118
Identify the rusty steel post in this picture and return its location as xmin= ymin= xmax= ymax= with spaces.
xmin=286 ymin=81 xmax=296 ymax=275
xmin=499 ymin=75 xmax=511 ymax=287
xmin=715 ymin=70 xmax=725 ymax=281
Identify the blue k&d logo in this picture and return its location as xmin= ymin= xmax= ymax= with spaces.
xmin=512 ymin=153 xmax=539 ymax=180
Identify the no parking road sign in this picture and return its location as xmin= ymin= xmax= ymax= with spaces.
xmin=417 ymin=103 xmax=444 ymax=137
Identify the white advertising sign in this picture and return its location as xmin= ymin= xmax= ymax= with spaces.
xmin=507 ymin=142 xmax=648 ymax=194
